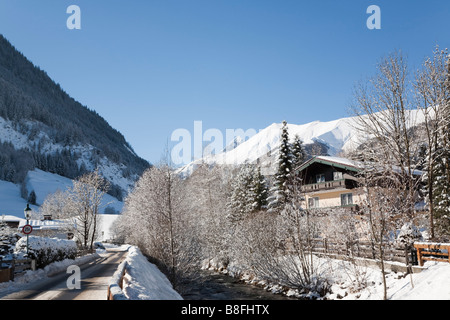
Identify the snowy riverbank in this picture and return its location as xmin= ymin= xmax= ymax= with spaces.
xmin=202 ymin=256 xmax=450 ymax=300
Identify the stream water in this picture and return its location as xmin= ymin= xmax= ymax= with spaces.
xmin=181 ymin=270 xmax=300 ymax=300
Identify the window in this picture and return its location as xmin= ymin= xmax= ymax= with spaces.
xmin=308 ymin=197 xmax=319 ymax=208
xmin=333 ymin=171 xmax=343 ymax=180
xmin=341 ymin=193 xmax=353 ymax=206
xmin=316 ymin=174 xmax=325 ymax=183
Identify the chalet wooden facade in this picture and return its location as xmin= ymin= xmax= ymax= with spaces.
xmin=296 ymin=156 xmax=364 ymax=211
xmin=295 ymin=155 xmax=425 ymax=213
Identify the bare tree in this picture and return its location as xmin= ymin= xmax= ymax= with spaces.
xmin=38 ymin=171 xmax=110 ymax=247
xmin=350 ymin=51 xmax=422 ymax=221
xmin=356 ymin=150 xmax=417 ymax=300
xmin=414 ymin=46 xmax=450 ymax=239
xmin=182 ymin=163 xmax=232 ymax=263
xmin=349 ymin=51 xmax=433 ymax=299
xmin=320 ymin=208 xmax=371 ymax=292
xmin=120 ymin=163 xmax=201 ymax=291
xmin=38 ymin=189 xmax=75 ymax=237
xmin=39 ymin=189 xmax=71 ymax=219
xmin=232 ymin=173 xmax=328 ymax=295
xmin=69 ymin=170 xmax=110 ymax=250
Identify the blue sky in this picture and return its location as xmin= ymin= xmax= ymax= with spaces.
xmin=0 ymin=0 xmax=449 ymax=164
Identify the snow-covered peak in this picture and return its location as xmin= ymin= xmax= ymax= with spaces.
xmin=176 ymin=116 xmax=357 ymax=177
xmin=177 ymin=109 xmax=429 ymax=177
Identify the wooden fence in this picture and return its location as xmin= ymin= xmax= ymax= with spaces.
xmin=414 ymin=242 xmax=450 ymax=266
xmin=294 ymin=238 xmax=417 ymax=265
xmin=0 ymin=258 xmax=36 ymax=282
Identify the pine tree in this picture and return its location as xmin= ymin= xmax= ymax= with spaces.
xmin=27 ymin=190 xmax=37 ymax=205
xmin=251 ymin=166 xmax=268 ymax=212
xmin=268 ymin=120 xmax=292 ymax=211
xmin=228 ymin=164 xmax=255 ymax=222
xmin=432 ymin=56 xmax=450 ymax=239
xmin=292 ymin=134 xmax=306 ymax=169
xmin=432 ymin=127 xmax=450 ymax=238
xmin=228 ymin=164 xmax=268 ymax=221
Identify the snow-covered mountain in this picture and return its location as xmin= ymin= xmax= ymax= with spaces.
xmin=177 ymin=109 xmax=428 ymax=177
xmin=0 ymin=35 xmax=150 ymax=213
xmin=177 ymin=117 xmax=356 ymax=177
xmin=0 ymin=116 xmax=142 ymax=193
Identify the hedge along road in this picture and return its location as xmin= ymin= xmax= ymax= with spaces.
xmin=0 ymin=246 xmax=128 ymax=300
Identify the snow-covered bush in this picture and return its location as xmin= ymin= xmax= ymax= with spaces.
xmin=0 ymin=224 xmax=20 ymax=262
xmin=15 ymin=236 xmax=77 ymax=269
xmin=395 ymin=222 xmax=422 ymax=249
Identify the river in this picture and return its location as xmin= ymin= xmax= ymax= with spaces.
xmin=180 ymin=270 xmax=300 ymax=300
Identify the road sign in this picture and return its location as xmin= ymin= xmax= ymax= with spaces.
xmin=22 ymin=224 xmax=33 ymax=235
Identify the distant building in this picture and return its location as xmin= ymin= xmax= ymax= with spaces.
xmin=295 ymin=156 xmax=424 ymax=212
xmin=15 ymin=213 xmax=120 ymax=242
xmin=1 ymin=215 xmax=25 ymax=229
xmin=17 ymin=215 xmax=74 ymax=240
xmin=296 ymin=156 xmax=363 ymax=211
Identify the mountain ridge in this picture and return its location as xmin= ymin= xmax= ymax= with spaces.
xmin=177 ymin=109 xmax=428 ymax=177
xmin=0 ymin=34 xmax=150 ymax=201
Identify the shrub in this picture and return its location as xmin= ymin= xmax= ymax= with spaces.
xmin=15 ymin=236 xmax=77 ymax=269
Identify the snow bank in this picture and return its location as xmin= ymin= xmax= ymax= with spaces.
xmin=330 ymin=260 xmax=450 ymax=300
xmin=108 ymin=259 xmax=128 ymax=300
xmin=120 ymin=246 xmax=183 ymax=300
xmin=388 ymin=261 xmax=450 ymax=300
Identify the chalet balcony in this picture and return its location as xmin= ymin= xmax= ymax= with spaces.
xmin=301 ymin=179 xmax=354 ymax=193
xmin=306 ymin=203 xmax=361 ymax=213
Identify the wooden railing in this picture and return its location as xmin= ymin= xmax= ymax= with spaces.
xmin=302 ymin=239 xmax=450 ymax=268
xmin=289 ymin=238 xmax=416 ymax=265
xmin=107 ymin=260 xmax=128 ymax=300
xmin=414 ymin=242 xmax=450 ymax=266
xmin=302 ymin=179 xmax=347 ymax=192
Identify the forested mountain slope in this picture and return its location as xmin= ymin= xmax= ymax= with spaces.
xmin=0 ymin=35 xmax=150 ymax=200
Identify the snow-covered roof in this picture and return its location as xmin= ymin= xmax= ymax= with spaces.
xmin=297 ymin=156 xmax=361 ymax=173
xmin=315 ymin=156 xmax=361 ymax=169
xmin=297 ymin=156 xmax=423 ymax=177
xmin=1 ymin=215 xmax=26 ymax=223
xmin=18 ymin=219 xmax=73 ymax=231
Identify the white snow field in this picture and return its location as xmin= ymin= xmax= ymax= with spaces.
xmin=24 ymin=169 xmax=124 ymax=213
xmin=0 ymin=180 xmax=39 ymax=217
xmin=327 ymin=259 xmax=450 ymax=300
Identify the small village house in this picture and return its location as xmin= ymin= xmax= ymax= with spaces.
xmin=295 ymin=156 xmax=425 ymax=212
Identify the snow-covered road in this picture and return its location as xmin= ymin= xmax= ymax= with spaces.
xmin=0 ymin=248 xmax=127 ymax=300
